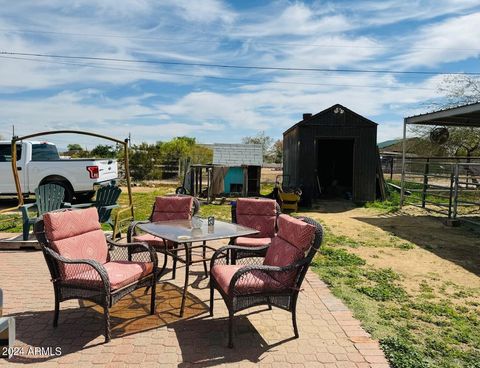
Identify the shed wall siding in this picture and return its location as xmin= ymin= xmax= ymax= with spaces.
xmin=283 ymin=127 xmax=299 ymax=186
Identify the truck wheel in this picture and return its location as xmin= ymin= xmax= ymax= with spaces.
xmin=50 ymin=181 xmax=74 ymax=203
xmin=76 ymin=191 xmax=96 ymax=203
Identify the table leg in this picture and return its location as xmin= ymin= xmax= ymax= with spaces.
xmin=180 ymin=242 xmax=191 ymax=317
xmin=202 ymin=241 xmax=208 ymax=277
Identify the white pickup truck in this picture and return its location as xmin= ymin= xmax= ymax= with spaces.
xmin=0 ymin=141 xmax=118 ymax=202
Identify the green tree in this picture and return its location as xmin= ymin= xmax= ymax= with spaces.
xmin=90 ymin=144 xmax=118 ymax=158
xmin=190 ymin=144 xmax=213 ymax=164
xmin=161 ymin=136 xmax=196 ymax=162
xmin=129 ymin=142 xmax=163 ymax=180
xmin=242 ymin=131 xmax=274 ymax=161
xmin=67 ymin=143 xmax=83 ymax=151
xmin=269 ymin=139 xmax=283 ymax=163
xmin=127 ymin=137 xmax=213 ymax=181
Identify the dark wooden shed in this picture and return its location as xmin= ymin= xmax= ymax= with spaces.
xmin=283 ymin=104 xmax=378 ymax=206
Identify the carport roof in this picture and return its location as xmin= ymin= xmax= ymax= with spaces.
xmin=404 ymin=101 xmax=480 ymax=127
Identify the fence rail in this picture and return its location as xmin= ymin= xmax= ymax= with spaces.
xmin=401 ymin=157 xmax=480 ymax=225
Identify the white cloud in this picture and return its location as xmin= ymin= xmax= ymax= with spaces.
xmin=234 ymin=3 xmax=352 ymax=37
xmin=0 ymin=0 xmax=479 ymax=146
xmin=392 ymin=13 xmax=480 ymax=68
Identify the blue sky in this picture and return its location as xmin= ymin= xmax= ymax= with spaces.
xmin=0 ymin=0 xmax=479 ymax=148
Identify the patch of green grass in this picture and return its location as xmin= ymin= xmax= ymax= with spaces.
xmin=0 ymin=214 xmax=22 ymax=232
xmin=381 ymin=336 xmax=429 ymax=368
xmin=313 ymin=234 xmax=480 ymax=368
xmin=315 ymin=246 xmax=366 ymax=267
xmin=365 ymin=191 xmax=401 ymax=213
xmin=325 ymin=232 xmax=361 ymax=248
xmin=198 ymin=203 xmax=231 ymax=221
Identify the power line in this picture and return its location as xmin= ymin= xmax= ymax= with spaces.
xmin=0 ymin=55 xmax=437 ymax=90
xmin=2 ymin=28 xmax=480 ymax=52
xmin=1 ymin=51 xmax=479 ymax=76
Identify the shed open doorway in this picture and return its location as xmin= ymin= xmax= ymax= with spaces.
xmin=317 ymin=138 xmax=354 ymax=198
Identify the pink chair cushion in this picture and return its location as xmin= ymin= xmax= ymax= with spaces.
xmin=263 ymin=237 xmax=304 ymax=286
xmin=276 ymin=214 xmax=316 ymax=252
xmin=236 ymin=198 xmax=277 ymax=216
xmin=43 ymin=208 xmax=109 ymax=278
xmin=133 ymin=234 xmax=176 ymax=249
xmin=152 ymin=196 xmax=193 ymax=222
xmin=64 ymin=261 xmax=153 ymax=290
xmin=236 ymin=198 xmax=276 ymax=238
xmin=211 ymin=265 xmax=282 ymax=295
xmin=234 ymin=237 xmax=272 ymax=247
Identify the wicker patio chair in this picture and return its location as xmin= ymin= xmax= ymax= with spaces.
xmin=128 ymin=195 xmax=200 ymax=279
xmin=20 ymin=183 xmax=70 ymax=240
xmin=230 ymin=198 xmax=281 ymax=258
xmin=34 ymin=207 xmax=158 ymax=343
xmin=210 ymin=214 xmax=323 ymax=348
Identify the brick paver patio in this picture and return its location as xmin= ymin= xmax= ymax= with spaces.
xmin=0 ymin=245 xmax=389 ymax=367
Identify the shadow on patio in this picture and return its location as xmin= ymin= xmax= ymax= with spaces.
xmin=173 ymin=310 xmax=295 ymax=367
xmin=7 ymin=280 xmax=209 ymax=364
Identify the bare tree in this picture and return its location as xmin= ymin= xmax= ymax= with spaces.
xmin=411 ymin=75 xmax=480 ymax=157
xmin=437 ymin=75 xmax=480 ymax=108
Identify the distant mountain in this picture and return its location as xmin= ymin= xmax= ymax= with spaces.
xmin=377 ymin=139 xmax=401 ymax=149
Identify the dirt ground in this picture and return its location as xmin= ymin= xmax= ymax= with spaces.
xmin=301 ymin=201 xmax=480 ymax=293
xmin=261 ymin=168 xmax=283 ymax=183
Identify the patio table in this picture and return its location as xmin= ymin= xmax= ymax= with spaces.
xmin=137 ymin=219 xmax=259 ymax=316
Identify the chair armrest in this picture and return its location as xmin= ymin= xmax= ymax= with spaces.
xmin=228 ymin=259 xmax=308 ymax=295
xmin=20 ymin=203 xmax=37 ymax=218
xmin=99 ymin=204 xmax=119 ymax=211
xmin=61 ymin=202 xmax=72 ymax=208
xmin=70 ymin=203 xmax=94 ymax=209
xmin=106 ymin=237 xmax=158 ymax=267
xmin=210 ymin=244 xmax=269 ymax=268
xmin=127 ymin=220 xmax=150 ymax=242
xmin=42 ymin=247 xmax=110 ymax=291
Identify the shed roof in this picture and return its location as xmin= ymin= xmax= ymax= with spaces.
xmin=212 ymin=143 xmax=263 ymax=167
xmin=284 ymin=104 xmax=377 ymax=135
xmin=405 ymin=101 xmax=480 ymax=126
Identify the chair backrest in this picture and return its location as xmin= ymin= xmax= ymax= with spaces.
xmin=150 ymin=195 xmax=196 ymax=222
xmin=263 ymin=214 xmax=323 ymax=287
xmin=95 ymin=184 xmax=122 ymax=223
xmin=233 ymin=198 xmax=279 ymax=238
xmin=35 ymin=207 xmax=108 ymax=279
xmin=35 ymin=184 xmax=65 ymax=215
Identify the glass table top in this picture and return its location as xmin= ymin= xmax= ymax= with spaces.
xmin=137 ymin=219 xmax=259 ymax=243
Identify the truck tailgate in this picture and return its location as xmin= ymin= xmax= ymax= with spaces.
xmin=96 ymin=160 xmax=118 ymax=182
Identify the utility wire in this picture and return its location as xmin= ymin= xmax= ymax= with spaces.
xmin=1 ymin=51 xmax=479 ymax=76
xmin=2 ymin=28 xmax=480 ymax=52
xmin=0 ymin=55 xmax=437 ymax=90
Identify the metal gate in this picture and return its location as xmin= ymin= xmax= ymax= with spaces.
xmin=402 ymin=158 xmax=480 ymax=225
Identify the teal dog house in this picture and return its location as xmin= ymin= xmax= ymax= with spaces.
xmin=213 ymin=144 xmax=263 ymax=196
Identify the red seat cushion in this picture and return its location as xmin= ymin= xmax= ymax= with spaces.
xmin=152 ymin=196 xmax=193 ymax=222
xmin=43 ymin=208 xmax=108 ymax=278
xmin=64 ymin=261 xmax=154 ymax=290
xmin=236 ymin=198 xmax=277 ymax=238
xmin=134 ymin=234 xmax=176 ymax=250
xmin=211 ymin=265 xmax=282 ymax=295
xmin=234 ymin=237 xmax=272 ymax=247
